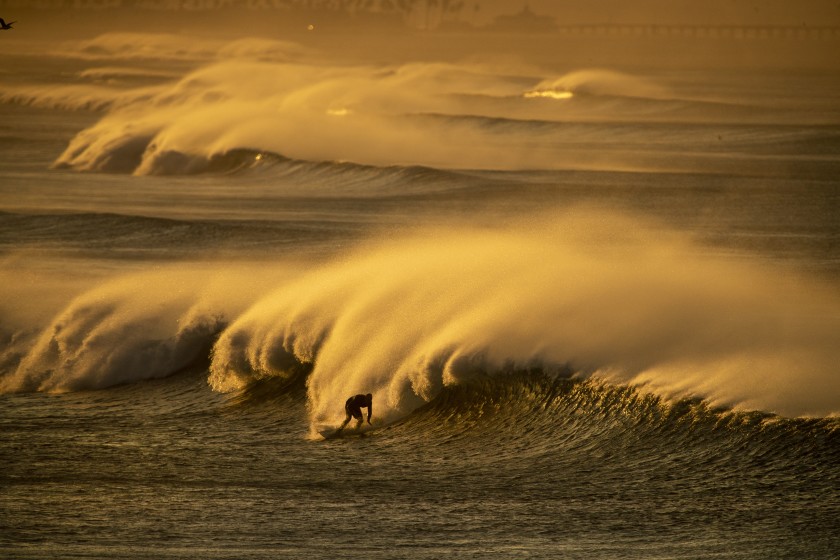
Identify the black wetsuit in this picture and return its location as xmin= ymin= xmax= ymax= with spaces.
xmin=339 ymin=394 xmax=372 ymax=431
xmin=345 ymin=395 xmax=369 ymax=419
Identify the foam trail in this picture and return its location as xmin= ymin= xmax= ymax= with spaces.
xmin=209 ymin=208 xmax=840 ymax=426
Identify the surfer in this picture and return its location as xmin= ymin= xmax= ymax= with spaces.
xmin=338 ymin=393 xmax=372 ymax=432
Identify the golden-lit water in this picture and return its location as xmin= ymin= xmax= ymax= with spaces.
xmin=1 ymin=21 xmax=839 ymax=559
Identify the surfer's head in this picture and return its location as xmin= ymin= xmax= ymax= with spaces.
xmin=365 ymin=393 xmax=373 ymax=406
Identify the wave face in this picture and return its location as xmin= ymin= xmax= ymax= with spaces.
xmin=374 ymin=371 xmax=840 ymax=466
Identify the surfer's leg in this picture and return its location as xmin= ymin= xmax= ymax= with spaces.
xmin=350 ymin=409 xmax=363 ymax=430
xmin=338 ymin=411 xmax=352 ymax=432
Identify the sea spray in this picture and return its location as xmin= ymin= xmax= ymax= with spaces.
xmin=207 ymin=208 xmax=840 ymax=424
xmin=49 ymin=54 xmax=729 ymax=175
xmin=0 ymin=264 xmax=290 ymax=393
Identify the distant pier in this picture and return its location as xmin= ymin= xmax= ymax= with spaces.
xmin=554 ymin=24 xmax=840 ymax=41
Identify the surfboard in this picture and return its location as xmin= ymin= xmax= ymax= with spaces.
xmin=317 ymin=418 xmax=396 ymax=440
xmin=318 ymin=426 xmax=370 ymax=440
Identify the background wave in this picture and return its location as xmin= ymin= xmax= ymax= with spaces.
xmin=56 ymin=32 xmax=308 ymax=63
xmin=7 ymin=33 xmax=833 ymax=176
xmin=31 ymin=47 xmax=831 ymax=176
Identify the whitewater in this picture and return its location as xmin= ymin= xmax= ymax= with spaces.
xmin=1 ymin=28 xmax=839 ymax=559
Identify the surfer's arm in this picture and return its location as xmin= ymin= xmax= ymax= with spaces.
xmin=367 ymin=405 xmax=372 ymax=424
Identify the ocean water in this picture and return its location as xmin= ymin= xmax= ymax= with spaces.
xmin=1 ymin=30 xmax=840 ymax=559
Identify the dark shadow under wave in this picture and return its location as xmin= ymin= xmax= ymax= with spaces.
xmin=382 ymin=370 xmax=840 ymax=487
xmin=223 ymin=355 xmax=840 ymax=449
xmin=217 ymin=358 xmax=840 ymax=498
xmin=223 ymin=363 xmax=310 ymax=410
xmin=137 ymin=148 xmax=471 ymax=188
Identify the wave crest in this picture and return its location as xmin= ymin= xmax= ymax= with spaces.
xmin=207 ymin=209 xmax=840 ymax=424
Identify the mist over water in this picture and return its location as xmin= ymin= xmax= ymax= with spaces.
xmin=49 ymin=58 xmax=641 ymax=173
xmin=0 ymin=25 xmax=832 ymax=189
xmin=2 ymin=15 xmax=839 ymax=559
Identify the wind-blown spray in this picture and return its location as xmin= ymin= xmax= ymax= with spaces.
xmin=208 ymin=209 xmax=840 ymax=424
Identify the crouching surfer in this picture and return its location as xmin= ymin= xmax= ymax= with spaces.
xmin=338 ymin=393 xmax=372 ymax=433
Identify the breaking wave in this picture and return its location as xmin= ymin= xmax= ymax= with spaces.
xmin=3 ymin=209 xmax=839 ymax=420
xmin=0 ymin=270 xmax=225 ymax=393
xmin=206 ymin=209 xmax=840 ymax=424
xmin=33 ymin=42 xmax=807 ymax=175
xmin=41 ymin=58 xmax=828 ymax=176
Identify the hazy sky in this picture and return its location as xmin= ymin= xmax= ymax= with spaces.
xmin=471 ymin=0 xmax=840 ymax=26
xmin=2 ymin=0 xmax=838 ymax=25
